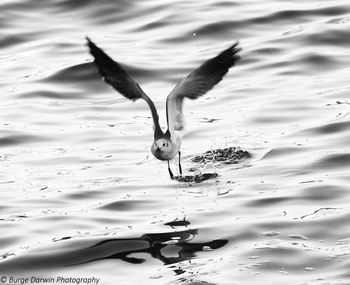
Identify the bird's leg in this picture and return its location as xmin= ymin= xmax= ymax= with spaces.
xmin=178 ymin=151 xmax=182 ymax=176
xmin=168 ymin=160 xmax=174 ymax=180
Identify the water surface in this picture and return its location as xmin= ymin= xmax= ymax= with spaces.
xmin=1 ymin=0 xmax=350 ymax=284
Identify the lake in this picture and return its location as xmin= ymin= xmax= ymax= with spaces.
xmin=1 ymin=0 xmax=350 ymax=284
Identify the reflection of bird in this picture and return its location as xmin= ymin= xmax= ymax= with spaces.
xmin=70 ymin=227 xmax=228 ymax=272
xmin=86 ymin=37 xmax=241 ymax=179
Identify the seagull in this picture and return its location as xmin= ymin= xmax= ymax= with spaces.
xmin=86 ymin=37 xmax=241 ymax=179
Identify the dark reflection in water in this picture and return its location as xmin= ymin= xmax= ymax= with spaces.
xmin=0 ymin=219 xmax=227 ymax=279
xmin=174 ymin=173 xmax=218 ymax=183
xmin=72 ymin=227 xmax=227 ymax=274
xmin=164 ymin=217 xmax=191 ymax=228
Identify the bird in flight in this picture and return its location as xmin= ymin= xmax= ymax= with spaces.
xmin=86 ymin=37 xmax=241 ymax=179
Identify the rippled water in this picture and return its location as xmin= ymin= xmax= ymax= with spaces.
xmin=1 ymin=0 xmax=350 ymax=284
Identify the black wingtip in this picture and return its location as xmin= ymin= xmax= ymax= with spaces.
xmin=85 ymin=36 xmax=95 ymax=49
xmin=86 ymin=37 xmax=102 ymax=54
xmin=85 ymin=37 xmax=107 ymax=62
xmin=222 ymin=41 xmax=242 ymax=66
xmin=229 ymin=41 xmax=242 ymax=57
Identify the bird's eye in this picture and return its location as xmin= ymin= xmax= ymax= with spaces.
xmin=163 ymin=143 xmax=166 ymax=147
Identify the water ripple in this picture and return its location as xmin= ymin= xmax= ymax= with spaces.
xmin=1 ymin=0 xmax=350 ymax=284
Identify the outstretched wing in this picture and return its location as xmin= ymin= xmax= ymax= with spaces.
xmin=166 ymin=42 xmax=241 ymax=133
xmin=86 ymin=37 xmax=164 ymax=138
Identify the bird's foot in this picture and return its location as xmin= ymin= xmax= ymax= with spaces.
xmin=168 ymin=161 xmax=174 ymax=180
xmin=178 ymin=151 xmax=183 ymax=177
xmin=179 ymin=163 xmax=182 ymax=177
xmin=169 ymin=169 xmax=174 ymax=180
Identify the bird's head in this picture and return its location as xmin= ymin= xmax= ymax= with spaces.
xmin=151 ymin=138 xmax=172 ymax=160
